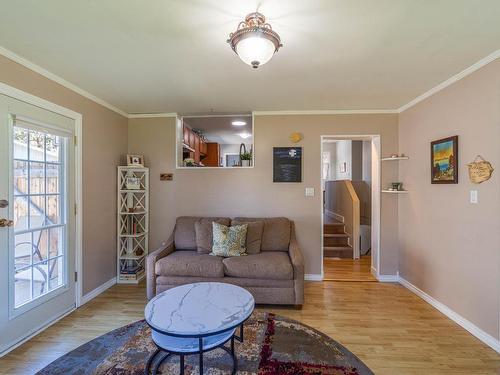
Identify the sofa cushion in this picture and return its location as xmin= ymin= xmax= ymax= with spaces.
xmin=194 ymin=217 xmax=231 ymax=253
xmin=175 ymin=216 xmax=230 ymax=250
xmin=231 ymin=219 xmax=264 ymax=254
xmin=155 ymin=251 xmax=224 ymax=278
xmin=211 ymin=222 xmax=248 ymax=257
xmin=233 ymin=217 xmax=290 ymax=251
xmin=222 ymin=252 xmax=293 ymax=280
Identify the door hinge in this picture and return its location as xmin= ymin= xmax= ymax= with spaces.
xmin=74 ymin=271 xmax=78 ymax=282
xmin=74 ymin=203 xmax=78 ymax=215
xmin=74 ymin=135 xmax=77 ymax=146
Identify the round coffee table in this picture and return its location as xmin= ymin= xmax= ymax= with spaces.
xmin=144 ymin=282 xmax=255 ymax=374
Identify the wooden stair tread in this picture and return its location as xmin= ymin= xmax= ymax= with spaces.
xmin=324 ymin=246 xmax=352 ymax=250
xmin=323 ymin=233 xmax=349 ymax=238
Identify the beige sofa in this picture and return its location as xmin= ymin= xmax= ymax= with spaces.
xmin=146 ymin=217 xmax=304 ymax=306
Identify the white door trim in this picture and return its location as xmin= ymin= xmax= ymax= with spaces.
xmin=320 ymin=135 xmax=381 ymax=280
xmin=0 ymin=82 xmax=83 ymax=308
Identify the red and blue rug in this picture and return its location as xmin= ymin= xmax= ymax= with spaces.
xmin=38 ymin=312 xmax=374 ymax=374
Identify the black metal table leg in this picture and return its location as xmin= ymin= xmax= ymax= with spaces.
xmin=199 ymin=337 xmax=204 ymax=374
xmin=145 ymin=348 xmax=161 ymax=375
xmin=180 ymin=354 xmax=185 ymax=375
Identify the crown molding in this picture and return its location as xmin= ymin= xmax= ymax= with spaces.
xmin=398 ymin=49 xmax=500 ymax=113
xmin=0 ymin=45 xmax=129 ymax=118
xmin=128 ymin=112 xmax=178 ymax=118
xmin=252 ymin=109 xmax=398 ymax=116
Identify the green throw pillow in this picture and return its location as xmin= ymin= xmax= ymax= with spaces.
xmin=211 ymin=222 xmax=248 ymax=257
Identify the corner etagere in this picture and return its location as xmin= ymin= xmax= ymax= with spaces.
xmin=117 ymin=166 xmax=149 ymax=284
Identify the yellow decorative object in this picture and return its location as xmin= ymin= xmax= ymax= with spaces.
xmin=467 ymin=155 xmax=494 ymax=184
xmin=289 ymin=132 xmax=303 ymax=143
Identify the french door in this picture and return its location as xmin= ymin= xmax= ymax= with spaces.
xmin=0 ymin=94 xmax=76 ymax=355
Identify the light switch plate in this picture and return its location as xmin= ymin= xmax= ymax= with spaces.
xmin=305 ymin=187 xmax=315 ymax=197
xmin=470 ymin=190 xmax=478 ymax=204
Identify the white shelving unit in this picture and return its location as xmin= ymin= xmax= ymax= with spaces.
xmin=381 ymin=155 xmax=409 ymax=195
xmin=117 ymin=166 xmax=149 ymax=284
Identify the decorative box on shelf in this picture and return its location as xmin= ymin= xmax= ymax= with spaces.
xmin=117 ymin=166 xmax=149 ymax=284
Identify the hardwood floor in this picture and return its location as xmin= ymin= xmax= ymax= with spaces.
xmin=324 ymin=255 xmax=377 ymax=281
xmin=1 ymin=281 xmax=499 ymax=374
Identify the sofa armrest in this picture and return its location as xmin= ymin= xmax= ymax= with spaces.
xmin=146 ymin=241 xmax=175 ymax=300
xmin=289 ymin=222 xmax=304 ymax=305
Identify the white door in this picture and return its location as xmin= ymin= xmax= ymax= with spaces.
xmin=0 ymin=94 xmax=76 ymax=354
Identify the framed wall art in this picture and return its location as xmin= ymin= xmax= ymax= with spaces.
xmin=431 ymin=136 xmax=458 ymax=184
xmin=273 ymin=147 xmax=302 ymax=183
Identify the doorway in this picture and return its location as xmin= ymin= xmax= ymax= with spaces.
xmin=320 ymin=136 xmax=380 ymax=281
xmin=0 ymin=88 xmax=81 ymax=356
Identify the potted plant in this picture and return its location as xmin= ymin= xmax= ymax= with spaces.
xmin=184 ymin=158 xmax=195 ymax=167
xmin=240 ymin=152 xmax=252 ymax=167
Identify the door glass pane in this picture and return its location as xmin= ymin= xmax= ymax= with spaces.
xmin=29 ymin=162 xmax=45 ymax=194
xmin=28 ymin=130 xmax=45 ymax=161
xmin=48 ymin=257 xmax=64 ymax=291
xmin=46 ymin=163 xmax=60 ymax=193
xmin=12 ymin=124 xmax=68 ymax=308
xmin=13 ymin=160 xmax=28 ymax=194
xmin=14 ymin=269 xmax=31 ymax=307
xmin=13 ymin=196 xmax=28 ymax=230
xmin=46 ymin=195 xmax=60 ymax=224
xmin=13 ymin=127 xmax=28 ymax=159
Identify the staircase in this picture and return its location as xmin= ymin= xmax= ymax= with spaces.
xmin=323 ymin=221 xmax=353 ymax=258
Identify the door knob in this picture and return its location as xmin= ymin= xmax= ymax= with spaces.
xmin=0 ymin=199 xmax=8 ymax=208
xmin=0 ymin=218 xmax=13 ymax=227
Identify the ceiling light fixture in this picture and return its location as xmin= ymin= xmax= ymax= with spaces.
xmin=227 ymin=12 xmax=283 ymax=69
xmin=239 ymin=132 xmax=252 ymax=139
xmin=232 ymin=120 xmax=247 ymax=126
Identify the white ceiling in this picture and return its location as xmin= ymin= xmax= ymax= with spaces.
xmin=184 ymin=115 xmax=253 ymax=144
xmin=0 ymin=0 xmax=499 ymax=114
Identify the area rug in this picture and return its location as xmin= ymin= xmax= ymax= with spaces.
xmin=38 ymin=312 xmax=374 ymax=375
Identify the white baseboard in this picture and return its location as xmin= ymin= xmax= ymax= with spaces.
xmin=80 ymin=277 xmax=117 ymax=306
xmin=0 ymin=306 xmax=75 ymax=357
xmin=305 ymin=274 xmax=323 ymax=281
xmin=325 ymin=210 xmax=344 ymax=223
xmin=399 ymin=277 xmax=500 ymax=354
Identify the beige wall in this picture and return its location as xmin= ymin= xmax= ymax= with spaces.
xmin=0 ymin=56 xmax=128 ymax=294
xmin=129 ymin=114 xmax=399 ymax=275
xmin=398 ymin=59 xmax=500 ymax=339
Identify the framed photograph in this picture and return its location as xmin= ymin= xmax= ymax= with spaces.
xmin=126 ymin=177 xmax=141 ymax=190
xmin=431 ymin=136 xmax=458 ymax=184
xmin=273 ymin=147 xmax=302 ymax=183
xmin=127 ymin=154 xmax=144 ymax=167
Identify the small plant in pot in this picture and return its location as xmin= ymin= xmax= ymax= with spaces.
xmin=184 ymin=158 xmax=195 ymax=167
xmin=240 ymin=152 xmax=252 ymax=167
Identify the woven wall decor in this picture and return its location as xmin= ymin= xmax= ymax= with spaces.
xmin=467 ymin=155 xmax=494 ymax=184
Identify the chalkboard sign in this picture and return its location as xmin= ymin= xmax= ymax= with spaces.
xmin=273 ymin=147 xmax=302 ymax=182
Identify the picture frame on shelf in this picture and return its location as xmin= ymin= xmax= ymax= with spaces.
xmin=127 ymin=154 xmax=144 ymax=167
xmin=431 ymin=136 xmax=458 ymax=184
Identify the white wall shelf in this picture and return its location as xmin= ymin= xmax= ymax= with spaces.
xmin=382 ymin=190 xmax=408 ymax=194
xmin=381 ymin=156 xmax=409 ymax=161
xmin=117 ymin=166 xmax=149 ymax=284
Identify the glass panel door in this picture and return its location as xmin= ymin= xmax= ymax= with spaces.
xmin=12 ymin=125 xmax=67 ymax=308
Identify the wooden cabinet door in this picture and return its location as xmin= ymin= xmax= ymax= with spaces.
xmin=194 ymin=135 xmax=200 ymax=163
xmin=189 ymin=130 xmax=195 ymax=148
xmin=200 ymin=141 xmax=207 ymax=155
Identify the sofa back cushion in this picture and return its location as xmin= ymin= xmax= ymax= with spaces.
xmin=195 ymin=217 xmax=232 ymax=253
xmin=175 ymin=216 xmax=230 ymax=250
xmin=233 ymin=217 xmax=290 ymax=251
xmin=231 ymin=219 xmax=264 ymax=254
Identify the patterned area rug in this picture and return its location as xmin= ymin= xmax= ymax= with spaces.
xmin=38 ymin=312 xmax=374 ymax=375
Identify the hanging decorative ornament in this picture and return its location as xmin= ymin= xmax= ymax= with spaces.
xmin=227 ymin=12 xmax=283 ymax=69
xmin=467 ymin=155 xmax=494 ymax=183
xmin=289 ymin=132 xmax=303 ymax=143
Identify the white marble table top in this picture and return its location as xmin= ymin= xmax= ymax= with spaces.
xmin=145 ymin=282 xmax=255 ymax=337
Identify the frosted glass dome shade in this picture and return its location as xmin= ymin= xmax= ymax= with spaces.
xmin=235 ymin=36 xmax=276 ymax=68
